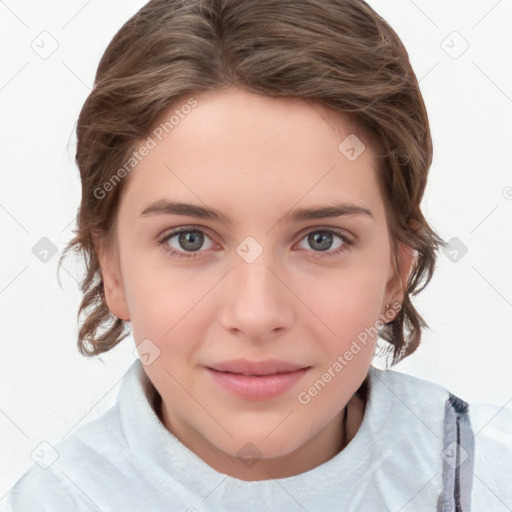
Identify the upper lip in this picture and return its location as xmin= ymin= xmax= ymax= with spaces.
xmin=206 ymin=359 xmax=309 ymax=376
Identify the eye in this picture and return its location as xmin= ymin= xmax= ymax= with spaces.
xmin=157 ymin=226 xmax=354 ymax=260
xmin=296 ymin=228 xmax=353 ymax=257
xmin=158 ymin=227 xmax=215 ymax=259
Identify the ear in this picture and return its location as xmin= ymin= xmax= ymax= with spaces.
xmin=95 ymin=236 xmax=131 ymax=321
xmin=383 ymin=240 xmax=416 ymax=320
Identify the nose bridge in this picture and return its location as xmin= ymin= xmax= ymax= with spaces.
xmin=233 ymin=247 xmax=281 ymax=308
xmin=219 ymin=245 xmax=293 ymax=337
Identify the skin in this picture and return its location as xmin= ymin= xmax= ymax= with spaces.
xmin=96 ymin=86 xmax=414 ymax=481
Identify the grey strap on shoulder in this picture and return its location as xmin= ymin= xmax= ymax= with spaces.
xmin=436 ymin=393 xmax=475 ymax=512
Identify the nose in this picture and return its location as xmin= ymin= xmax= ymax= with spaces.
xmin=218 ymin=254 xmax=294 ymax=343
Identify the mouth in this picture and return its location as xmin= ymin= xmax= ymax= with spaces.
xmin=205 ymin=359 xmax=311 ymax=400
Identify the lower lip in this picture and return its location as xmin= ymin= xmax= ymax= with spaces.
xmin=205 ymin=367 xmax=309 ymax=400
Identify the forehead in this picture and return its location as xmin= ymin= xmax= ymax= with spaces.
xmin=119 ymin=88 xmax=384 ymax=223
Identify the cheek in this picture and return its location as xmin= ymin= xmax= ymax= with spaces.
xmin=295 ymin=280 xmax=378 ymax=421
xmin=123 ymin=262 xmax=214 ymax=378
xmin=304 ymin=261 xmax=388 ymax=340
xmin=120 ymin=244 xmax=197 ymax=331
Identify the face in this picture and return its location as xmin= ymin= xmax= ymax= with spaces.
xmin=98 ymin=87 xmax=413 ymax=480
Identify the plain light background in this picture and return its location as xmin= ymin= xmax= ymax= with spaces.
xmin=1 ymin=0 xmax=511 ymax=501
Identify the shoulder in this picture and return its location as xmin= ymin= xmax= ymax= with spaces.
xmin=368 ymin=366 xmax=512 ymax=510
xmin=4 ymin=361 xmax=158 ymax=511
xmin=367 ymin=366 xmax=452 ymax=429
xmin=369 ymin=365 xmax=511 ymax=439
xmin=468 ymin=400 xmax=512 ymax=510
xmin=468 ymin=399 xmax=512 ymax=446
xmin=468 ymin=400 xmax=512 ymax=437
xmin=4 ymin=464 xmax=97 ymax=512
xmin=5 ymin=403 xmax=128 ymax=512
xmin=370 ymin=364 xmax=512 ymax=431
xmin=369 ymin=365 xmax=450 ymax=398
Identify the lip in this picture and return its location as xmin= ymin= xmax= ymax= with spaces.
xmin=205 ymin=359 xmax=310 ymax=400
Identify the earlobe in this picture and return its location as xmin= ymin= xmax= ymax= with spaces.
xmin=95 ymin=237 xmax=131 ymax=321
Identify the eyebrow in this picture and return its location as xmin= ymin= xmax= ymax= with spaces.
xmin=139 ymin=200 xmax=374 ymax=224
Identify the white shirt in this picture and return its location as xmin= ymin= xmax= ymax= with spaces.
xmin=4 ymin=359 xmax=512 ymax=511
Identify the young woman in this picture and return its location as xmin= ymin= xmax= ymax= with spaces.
xmin=6 ymin=1 xmax=511 ymax=510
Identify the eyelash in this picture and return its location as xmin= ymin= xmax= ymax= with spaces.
xmin=157 ymin=226 xmax=354 ymax=260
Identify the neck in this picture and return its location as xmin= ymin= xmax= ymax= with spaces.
xmin=144 ymin=373 xmax=370 ymax=481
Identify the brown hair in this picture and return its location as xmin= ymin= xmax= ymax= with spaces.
xmin=58 ymin=0 xmax=447 ymax=365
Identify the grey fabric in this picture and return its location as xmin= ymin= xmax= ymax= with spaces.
xmin=437 ymin=393 xmax=475 ymax=511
